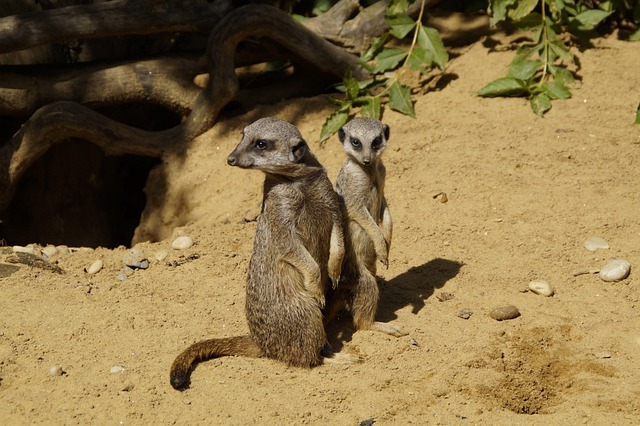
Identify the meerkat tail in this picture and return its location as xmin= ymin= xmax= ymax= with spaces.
xmin=169 ymin=335 xmax=263 ymax=390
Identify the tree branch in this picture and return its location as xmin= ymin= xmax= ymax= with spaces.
xmin=0 ymin=0 xmax=234 ymax=55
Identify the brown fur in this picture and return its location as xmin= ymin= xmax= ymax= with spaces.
xmin=324 ymin=117 xmax=407 ymax=337
xmin=169 ymin=117 xmax=345 ymax=389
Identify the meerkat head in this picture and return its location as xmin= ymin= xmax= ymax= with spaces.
xmin=338 ymin=117 xmax=390 ymax=166
xmin=227 ymin=117 xmax=319 ymax=176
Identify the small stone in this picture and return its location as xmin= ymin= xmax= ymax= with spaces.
xmin=110 ymin=365 xmax=125 ymax=374
xmin=117 ymin=271 xmax=128 ymax=281
xmin=528 ymin=280 xmax=554 ymax=297
xmin=41 ymin=245 xmax=59 ymax=259
xmin=457 ymin=309 xmax=473 ymax=319
xmin=123 ymin=249 xmax=148 ymax=269
xmin=49 ymin=365 xmax=64 ymax=376
xmin=599 ymin=259 xmax=631 ymax=282
xmin=489 ymin=305 xmax=521 ymax=321
xmin=172 ymin=236 xmax=194 ymax=250
xmin=12 ymin=245 xmax=34 ymax=255
xmin=594 ymin=352 xmax=611 ymax=359
xmin=56 ymin=245 xmax=70 ymax=254
xmin=584 ymin=236 xmax=609 ymax=251
xmin=86 ymin=259 xmax=103 ymax=274
xmin=154 ymin=250 xmax=169 ymax=261
xmin=436 ymin=292 xmax=455 ymax=302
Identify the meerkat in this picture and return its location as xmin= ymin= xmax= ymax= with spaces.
xmin=324 ymin=117 xmax=407 ymax=337
xmin=169 ymin=117 xmax=346 ymax=390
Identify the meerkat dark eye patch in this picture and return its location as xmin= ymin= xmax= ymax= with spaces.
xmin=372 ymin=136 xmax=382 ymax=150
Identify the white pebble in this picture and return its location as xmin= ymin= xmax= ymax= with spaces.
xmin=42 ymin=245 xmax=59 ymax=259
xmin=584 ymin=236 xmax=609 ymax=251
xmin=87 ymin=259 xmax=103 ymax=274
xmin=172 ymin=236 xmax=194 ymax=250
xmin=154 ymin=250 xmax=169 ymax=261
xmin=110 ymin=365 xmax=125 ymax=374
xmin=599 ymin=259 xmax=631 ymax=282
xmin=528 ymin=280 xmax=554 ymax=297
xmin=12 ymin=245 xmax=34 ymax=254
xmin=49 ymin=365 xmax=63 ymax=376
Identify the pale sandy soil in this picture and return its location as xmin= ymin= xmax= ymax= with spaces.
xmin=1 ymin=25 xmax=640 ymax=425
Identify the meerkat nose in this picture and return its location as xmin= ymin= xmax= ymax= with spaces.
xmin=227 ymin=156 xmax=236 ymax=166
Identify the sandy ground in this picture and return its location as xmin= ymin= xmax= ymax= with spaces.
xmin=1 ymin=26 xmax=640 ymax=425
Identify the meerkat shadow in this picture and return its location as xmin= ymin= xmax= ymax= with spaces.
xmin=326 ymin=258 xmax=462 ymax=351
xmin=377 ymin=258 xmax=463 ymax=322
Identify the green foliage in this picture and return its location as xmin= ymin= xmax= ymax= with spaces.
xmin=635 ymin=102 xmax=640 ymax=125
xmin=319 ymin=0 xmax=448 ymax=142
xmin=479 ymin=0 xmax=617 ymax=115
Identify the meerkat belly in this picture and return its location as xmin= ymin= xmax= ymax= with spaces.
xmin=245 ymin=247 xmax=325 ymax=366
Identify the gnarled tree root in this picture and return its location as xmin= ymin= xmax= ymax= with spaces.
xmin=0 ymin=5 xmax=368 ymax=214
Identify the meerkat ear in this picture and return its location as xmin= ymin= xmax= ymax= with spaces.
xmin=383 ymin=124 xmax=390 ymax=141
xmin=338 ymin=127 xmax=346 ymax=143
xmin=290 ymin=139 xmax=307 ymax=163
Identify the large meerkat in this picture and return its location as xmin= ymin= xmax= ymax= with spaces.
xmin=324 ymin=117 xmax=406 ymax=337
xmin=169 ymin=117 xmax=346 ymax=389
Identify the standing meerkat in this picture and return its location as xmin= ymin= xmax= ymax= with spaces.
xmin=324 ymin=116 xmax=407 ymax=337
xmin=169 ymin=117 xmax=346 ymax=389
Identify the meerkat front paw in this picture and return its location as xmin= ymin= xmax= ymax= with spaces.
xmin=303 ymin=266 xmax=325 ymax=308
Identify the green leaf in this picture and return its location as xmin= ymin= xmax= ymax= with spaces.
xmin=488 ymin=0 xmax=516 ymax=25
xmin=320 ymin=109 xmax=350 ymax=143
xmin=507 ymin=0 xmax=540 ymax=21
xmin=570 ymin=9 xmax=613 ymax=31
xmin=477 ymin=77 xmax=529 ymax=97
xmin=343 ymin=73 xmax=360 ymax=100
xmin=634 ymin=103 xmax=640 ymax=125
xmin=541 ymin=80 xmax=571 ymax=99
xmin=358 ymin=96 xmax=382 ymax=120
xmin=515 ymin=12 xmax=543 ymax=30
xmin=549 ymin=40 xmax=574 ymax=63
xmin=530 ymin=92 xmax=552 ymax=115
xmin=628 ymin=28 xmax=640 ymax=42
xmin=369 ymin=48 xmax=407 ymax=73
xmin=508 ymin=59 xmax=542 ymax=81
xmin=407 ymin=46 xmax=433 ymax=72
xmin=361 ymin=33 xmax=390 ymax=63
xmin=387 ymin=14 xmax=416 ymax=39
xmin=417 ymin=25 xmax=448 ymax=69
xmin=388 ymin=81 xmax=415 ymax=118
xmin=549 ymin=66 xmax=575 ymax=87
xmin=312 ymin=0 xmax=335 ymax=16
xmin=387 ymin=0 xmax=410 ymax=16
xmin=513 ymin=45 xmax=538 ymax=62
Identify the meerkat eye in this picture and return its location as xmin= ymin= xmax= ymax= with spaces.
xmin=255 ymin=139 xmax=269 ymax=150
xmin=350 ymin=138 xmax=361 ymax=148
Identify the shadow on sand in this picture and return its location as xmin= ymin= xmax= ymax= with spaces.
xmin=327 ymin=257 xmax=463 ymax=350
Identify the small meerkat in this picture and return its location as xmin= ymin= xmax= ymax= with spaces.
xmin=324 ymin=116 xmax=406 ymax=337
xmin=169 ymin=117 xmax=346 ymax=389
